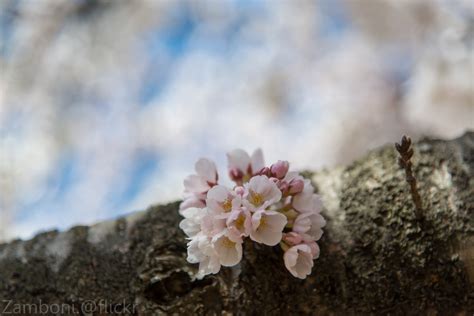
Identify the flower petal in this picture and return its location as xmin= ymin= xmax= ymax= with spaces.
xmin=184 ymin=174 xmax=210 ymax=194
xmin=244 ymin=175 xmax=282 ymax=210
xmin=283 ymin=244 xmax=314 ymax=279
xmin=213 ymin=232 xmax=243 ymax=266
xmin=195 ymin=158 xmax=218 ymax=183
xmin=250 ymin=210 xmax=287 ymax=246
xmin=251 ymin=148 xmax=265 ymax=173
xmin=179 ymin=197 xmax=205 ymax=212
xmin=227 ymin=149 xmax=251 ymax=172
xmin=179 ymin=207 xmax=205 ymax=237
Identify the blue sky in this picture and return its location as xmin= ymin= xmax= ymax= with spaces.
xmin=1 ymin=0 xmax=471 ymax=240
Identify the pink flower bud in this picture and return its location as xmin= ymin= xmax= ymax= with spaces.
xmin=229 ymin=168 xmax=244 ymax=182
xmin=283 ymin=232 xmax=303 ymax=245
xmin=270 ymin=160 xmax=289 ymax=179
xmin=288 ymin=179 xmax=304 ymax=195
xmin=277 ymin=180 xmax=289 ymax=195
xmin=234 ymin=186 xmax=245 ymax=196
xmin=257 ymin=167 xmax=271 ymax=177
xmin=269 ymin=177 xmax=279 ymax=184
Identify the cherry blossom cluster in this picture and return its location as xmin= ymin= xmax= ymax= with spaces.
xmin=179 ymin=149 xmax=326 ymax=279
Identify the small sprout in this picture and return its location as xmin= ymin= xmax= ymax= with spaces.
xmin=395 ymin=135 xmax=424 ymax=220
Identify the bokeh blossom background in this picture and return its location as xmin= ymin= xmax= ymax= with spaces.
xmin=0 ymin=0 xmax=472 ymax=241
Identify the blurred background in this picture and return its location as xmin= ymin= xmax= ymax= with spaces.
xmin=0 ymin=0 xmax=472 ymax=241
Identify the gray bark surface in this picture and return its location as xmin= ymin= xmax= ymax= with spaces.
xmin=0 ymin=132 xmax=473 ymax=315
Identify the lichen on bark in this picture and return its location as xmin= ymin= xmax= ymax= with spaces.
xmin=0 ymin=132 xmax=472 ymax=315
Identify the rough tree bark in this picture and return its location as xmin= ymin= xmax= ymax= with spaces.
xmin=0 ymin=132 xmax=472 ymax=315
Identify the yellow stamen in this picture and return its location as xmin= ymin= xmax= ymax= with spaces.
xmin=257 ymin=216 xmax=267 ymax=230
xmin=222 ymin=237 xmax=235 ymax=249
xmin=242 ymin=174 xmax=251 ymax=183
xmin=249 ymin=190 xmax=263 ymax=206
xmin=235 ymin=214 xmax=246 ymax=230
xmin=222 ymin=199 xmax=232 ymax=212
xmin=283 ymin=209 xmax=298 ymax=220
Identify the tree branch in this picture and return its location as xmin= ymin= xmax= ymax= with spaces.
xmin=0 ymin=132 xmax=473 ymax=315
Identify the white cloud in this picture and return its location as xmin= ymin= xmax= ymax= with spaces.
xmin=0 ymin=0 xmax=472 ymax=241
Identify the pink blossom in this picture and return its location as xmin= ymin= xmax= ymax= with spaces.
xmin=180 ymin=207 xmax=226 ymax=239
xmin=305 ymin=240 xmax=320 ymax=259
xmin=226 ymin=208 xmax=252 ymax=239
xmin=292 ymin=181 xmax=323 ymax=213
xmin=212 ymin=231 xmax=243 ymax=267
xmin=180 ymin=158 xmax=218 ymax=212
xmin=283 ymin=233 xmax=321 ymax=259
xmin=179 ymin=196 xmax=206 ymax=211
xmin=206 ymin=185 xmax=242 ymax=214
xmin=243 ymin=175 xmax=281 ymax=211
xmin=184 ymin=158 xmax=218 ymax=194
xmin=182 ymin=175 xmax=208 ymax=202
xmin=283 ymin=231 xmax=304 ymax=245
xmin=227 ymin=148 xmax=264 ymax=183
xmin=187 ymin=234 xmax=211 ymax=263
xmin=200 ymin=210 xmax=227 ymax=237
xmin=187 ymin=235 xmax=221 ymax=279
xmin=283 ymin=244 xmax=314 ymax=279
xmin=197 ymin=255 xmax=221 ymax=279
xmin=180 ymin=150 xmax=325 ymax=279
xmin=293 ymin=211 xmax=326 ymax=241
xmin=250 ymin=210 xmax=287 ymax=246
xmin=195 ymin=158 xmax=219 ymax=183
xmin=179 ymin=207 xmax=206 ymax=238
xmin=229 ymin=168 xmax=244 ymax=183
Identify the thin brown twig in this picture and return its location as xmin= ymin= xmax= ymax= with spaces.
xmin=395 ymin=135 xmax=424 ymax=220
